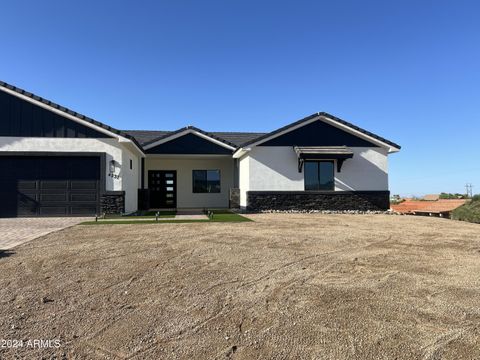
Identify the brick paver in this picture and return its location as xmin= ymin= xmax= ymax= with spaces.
xmin=0 ymin=217 xmax=92 ymax=250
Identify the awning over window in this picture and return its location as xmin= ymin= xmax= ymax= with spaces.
xmin=294 ymin=146 xmax=354 ymax=172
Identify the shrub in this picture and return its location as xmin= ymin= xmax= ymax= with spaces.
xmin=452 ymin=197 xmax=480 ymax=224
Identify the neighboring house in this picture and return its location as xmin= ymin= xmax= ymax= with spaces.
xmin=0 ymin=81 xmax=401 ymax=217
xmin=391 ymin=199 xmax=468 ymax=218
xmin=423 ymin=194 xmax=440 ymax=201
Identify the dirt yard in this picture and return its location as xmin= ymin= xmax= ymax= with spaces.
xmin=1 ymin=214 xmax=479 ymax=359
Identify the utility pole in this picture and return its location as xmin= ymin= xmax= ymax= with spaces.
xmin=465 ymin=183 xmax=474 ymax=198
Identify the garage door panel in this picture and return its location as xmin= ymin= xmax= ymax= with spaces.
xmin=70 ymin=158 xmax=101 ymax=179
xmin=17 ymin=180 xmax=37 ymax=190
xmin=39 ymin=159 xmax=69 ymax=179
xmin=71 ymin=206 xmax=98 ymax=215
xmin=0 ymin=156 xmax=101 ymax=217
xmin=71 ymin=180 xmax=98 ymax=190
xmin=40 ymin=181 xmax=69 ymax=190
xmin=17 ymin=194 xmax=38 ymax=216
xmin=71 ymin=193 xmax=97 ymax=202
xmin=40 ymin=193 xmax=68 ymax=202
xmin=39 ymin=206 xmax=68 ymax=216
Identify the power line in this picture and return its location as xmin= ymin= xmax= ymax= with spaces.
xmin=465 ymin=183 xmax=474 ymax=198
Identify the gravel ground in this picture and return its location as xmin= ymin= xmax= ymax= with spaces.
xmin=0 ymin=214 xmax=479 ymax=359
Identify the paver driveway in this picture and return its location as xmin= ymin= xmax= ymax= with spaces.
xmin=0 ymin=217 xmax=91 ymax=250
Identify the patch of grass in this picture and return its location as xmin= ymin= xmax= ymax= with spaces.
xmin=209 ymin=210 xmax=252 ymax=222
xmin=81 ymin=210 xmax=252 ymax=225
xmin=82 ymin=220 xmax=210 ymax=225
xmin=102 ymin=210 xmax=176 ymax=219
xmin=452 ymin=198 xmax=480 ymax=224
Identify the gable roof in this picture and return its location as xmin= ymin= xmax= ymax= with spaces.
xmin=124 ymin=129 xmax=266 ymax=147
xmin=141 ymin=126 xmax=237 ymax=151
xmin=0 ymin=80 xmax=144 ymax=152
xmin=237 ymin=112 xmax=401 ymax=151
xmin=122 ymin=130 xmax=171 ymax=146
xmin=0 ymin=80 xmax=399 ymax=155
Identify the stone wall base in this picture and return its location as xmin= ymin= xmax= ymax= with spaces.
xmin=229 ymin=188 xmax=240 ymax=209
xmin=100 ymin=191 xmax=125 ymax=214
xmin=247 ymin=191 xmax=390 ymax=212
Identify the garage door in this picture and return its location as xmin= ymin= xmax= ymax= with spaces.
xmin=0 ymin=156 xmax=101 ymax=217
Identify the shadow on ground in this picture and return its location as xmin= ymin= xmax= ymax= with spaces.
xmin=0 ymin=249 xmax=14 ymax=258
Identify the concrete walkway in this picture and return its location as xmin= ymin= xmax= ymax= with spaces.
xmin=0 ymin=217 xmax=92 ymax=250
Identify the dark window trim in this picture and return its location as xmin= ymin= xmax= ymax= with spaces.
xmin=192 ymin=169 xmax=221 ymax=193
xmin=304 ymin=160 xmax=335 ymax=191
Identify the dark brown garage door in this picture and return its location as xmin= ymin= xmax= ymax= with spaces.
xmin=0 ymin=156 xmax=101 ymax=217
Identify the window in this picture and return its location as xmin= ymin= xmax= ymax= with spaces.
xmin=130 ymin=159 xmax=133 ymax=170
xmin=193 ymin=170 xmax=220 ymax=193
xmin=304 ymin=161 xmax=334 ymax=191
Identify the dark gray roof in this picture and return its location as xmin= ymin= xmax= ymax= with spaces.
xmin=1 ymin=80 xmax=399 ymax=152
xmin=239 ymin=112 xmax=401 ymax=150
xmin=210 ymin=132 xmax=267 ymax=147
xmin=122 ymin=130 xmax=171 ymax=146
xmin=123 ymin=129 xmax=267 ymax=147
xmin=0 ymin=80 xmax=144 ymax=151
xmin=124 ymin=113 xmax=400 ymax=150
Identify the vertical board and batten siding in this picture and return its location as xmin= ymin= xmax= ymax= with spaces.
xmin=0 ymin=89 xmax=141 ymax=213
xmin=0 ymin=90 xmax=110 ymax=139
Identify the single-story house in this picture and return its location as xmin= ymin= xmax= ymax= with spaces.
xmin=0 ymin=80 xmax=401 ymax=217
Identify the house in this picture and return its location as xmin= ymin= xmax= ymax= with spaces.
xmin=391 ymin=199 xmax=467 ymax=218
xmin=423 ymin=194 xmax=440 ymax=201
xmin=0 ymin=81 xmax=401 ymax=217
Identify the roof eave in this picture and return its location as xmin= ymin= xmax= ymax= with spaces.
xmin=0 ymin=81 xmax=145 ymax=155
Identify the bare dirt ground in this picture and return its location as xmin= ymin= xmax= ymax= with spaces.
xmin=1 ymin=214 xmax=479 ymax=359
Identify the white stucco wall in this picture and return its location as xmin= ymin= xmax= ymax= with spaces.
xmin=120 ymin=145 xmax=141 ymax=212
xmin=240 ymin=146 xmax=388 ymax=197
xmin=335 ymin=147 xmax=388 ymax=191
xmin=145 ymin=156 xmax=234 ymax=208
xmin=0 ymin=137 xmax=141 ymax=212
xmin=239 ymin=155 xmax=250 ymax=207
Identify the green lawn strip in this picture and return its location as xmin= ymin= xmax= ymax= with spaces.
xmin=82 ymin=220 xmax=210 ymax=225
xmin=81 ymin=211 xmax=252 ymax=225
xmin=210 ymin=212 xmax=252 ymax=222
xmin=103 ymin=210 xmax=176 ymax=219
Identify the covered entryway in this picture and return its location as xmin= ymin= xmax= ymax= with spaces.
xmin=0 ymin=155 xmax=102 ymax=217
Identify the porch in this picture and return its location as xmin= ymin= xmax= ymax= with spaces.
xmin=138 ymin=155 xmax=239 ymax=210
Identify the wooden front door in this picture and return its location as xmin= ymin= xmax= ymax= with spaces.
xmin=148 ymin=170 xmax=177 ymax=208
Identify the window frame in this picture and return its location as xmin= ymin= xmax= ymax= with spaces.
xmin=304 ymin=160 xmax=335 ymax=191
xmin=192 ymin=169 xmax=221 ymax=193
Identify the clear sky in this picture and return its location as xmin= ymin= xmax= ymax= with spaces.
xmin=1 ymin=0 xmax=479 ymax=196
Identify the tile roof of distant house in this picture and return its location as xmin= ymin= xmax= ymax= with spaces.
xmin=391 ymin=199 xmax=467 ymax=214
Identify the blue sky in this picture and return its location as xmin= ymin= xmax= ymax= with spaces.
xmin=1 ymin=0 xmax=479 ymax=196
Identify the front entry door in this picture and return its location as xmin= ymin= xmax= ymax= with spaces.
xmin=148 ymin=170 xmax=177 ymax=208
